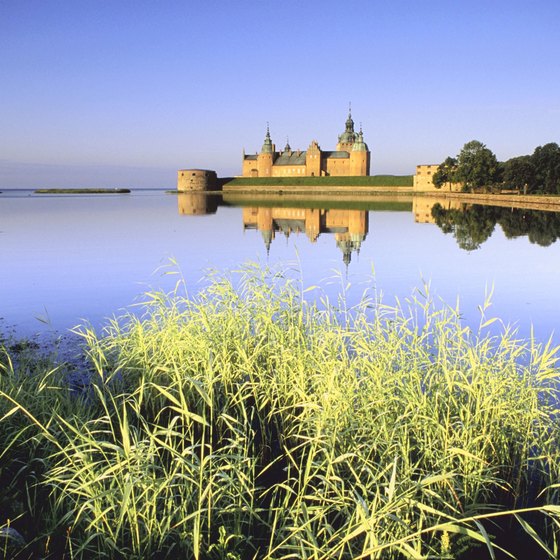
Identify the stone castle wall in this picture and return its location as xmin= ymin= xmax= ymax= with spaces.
xmin=177 ymin=169 xmax=217 ymax=191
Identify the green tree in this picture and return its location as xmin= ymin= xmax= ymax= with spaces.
xmin=531 ymin=142 xmax=560 ymax=194
xmin=456 ymin=140 xmax=499 ymax=191
xmin=432 ymin=157 xmax=458 ymax=189
xmin=503 ymin=155 xmax=535 ymax=193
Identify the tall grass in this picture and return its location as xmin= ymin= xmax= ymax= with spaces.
xmin=1 ymin=264 xmax=560 ymax=558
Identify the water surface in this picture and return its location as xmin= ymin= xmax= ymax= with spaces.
xmin=1 ymin=189 xmax=559 ymax=345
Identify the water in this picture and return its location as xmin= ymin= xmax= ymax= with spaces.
xmin=1 ymin=189 xmax=559 ymax=345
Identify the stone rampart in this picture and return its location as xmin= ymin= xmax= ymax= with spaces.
xmin=177 ymin=169 xmax=217 ymax=191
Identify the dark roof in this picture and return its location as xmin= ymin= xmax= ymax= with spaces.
xmin=274 ymin=151 xmax=307 ymax=166
xmin=244 ymin=154 xmax=258 ymax=160
xmin=323 ymin=151 xmax=350 ymax=159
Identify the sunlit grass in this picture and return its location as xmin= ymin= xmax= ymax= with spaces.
xmin=1 ymin=264 xmax=559 ymax=558
xmin=224 ymin=175 xmax=414 ymax=187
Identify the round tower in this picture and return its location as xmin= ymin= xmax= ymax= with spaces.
xmin=349 ymin=129 xmax=371 ymax=176
xmin=177 ymin=169 xmax=217 ymax=191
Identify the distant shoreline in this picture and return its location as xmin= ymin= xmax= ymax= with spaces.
xmin=34 ymin=188 xmax=131 ymax=194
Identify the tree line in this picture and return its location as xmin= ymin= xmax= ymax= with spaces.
xmin=433 ymin=140 xmax=560 ymax=194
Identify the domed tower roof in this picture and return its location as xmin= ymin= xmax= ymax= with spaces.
xmin=352 ymin=128 xmax=369 ymax=152
xmin=337 ymin=106 xmax=357 ymax=146
xmin=261 ymin=124 xmax=273 ymax=154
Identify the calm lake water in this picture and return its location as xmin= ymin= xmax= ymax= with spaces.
xmin=1 ymin=189 xmax=560 ymax=346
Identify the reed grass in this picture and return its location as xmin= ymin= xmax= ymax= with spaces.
xmin=1 ymin=264 xmax=560 ymax=559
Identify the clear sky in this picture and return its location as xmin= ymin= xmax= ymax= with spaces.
xmin=1 ymin=0 xmax=559 ymax=188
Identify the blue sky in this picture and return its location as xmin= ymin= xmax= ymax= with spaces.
xmin=1 ymin=0 xmax=559 ymax=188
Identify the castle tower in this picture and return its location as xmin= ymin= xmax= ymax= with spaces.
xmin=350 ymin=128 xmax=371 ymax=176
xmin=257 ymin=124 xmax=274 ymax=177
xmin=336 ymin=107 xmax=357 ymax=152
xmin=177 ymin=169 xmax=217 ymax=191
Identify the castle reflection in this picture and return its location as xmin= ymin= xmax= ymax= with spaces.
xmin=412 ymin=196 xmax=463 ymax=223
xmin=177 ymin=192 xmax=217 ymax=216
xmin=177 ymin=191 xmax=560 ymax=260
xmin=242 ymin=207 xmax=368 ymax=265
xmin=177 ymin=192 xmax=369 ymax=264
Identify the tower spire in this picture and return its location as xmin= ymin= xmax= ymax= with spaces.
xmin=261 ymin=122 xmax=273 ymax=153
xmin=284 ymin=136 xmax=291 ymax=153
xmin=345 ymin=104 xmax=355 ymax=133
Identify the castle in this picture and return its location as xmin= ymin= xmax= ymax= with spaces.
xmin=242 ymin=110 xmax=370 ymax=178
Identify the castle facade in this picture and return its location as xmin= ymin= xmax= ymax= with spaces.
xmin=242 ymin=110 xmax=370 ymax=178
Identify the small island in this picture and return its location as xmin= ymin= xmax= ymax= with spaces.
xmin=34 ymin=188 xmax=131 ymax=194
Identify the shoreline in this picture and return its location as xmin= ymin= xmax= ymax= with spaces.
xmin=218 ymin=186 xmax=560 ymax=212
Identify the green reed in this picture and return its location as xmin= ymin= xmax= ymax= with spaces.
xmin=1 ymin=264 xmax=560 ymax=559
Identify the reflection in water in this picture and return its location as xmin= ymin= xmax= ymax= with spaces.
xmin=177 ymin=192 xmax=218 ymax=216
xmin=413 ymin=196 xmax=462 ymax=224
xmin=429 ymin=200 xmax=560 ymax=250
xmin=176 ymin=191 xmax=560 ymax=257
xmin=4 ymin=189 xmax=560 ymax=342
xmin=500 ymin=209 xmax=560 ymax=246
xmin=242 ymin=207 xmax=368 ymax=265
xmin=176 ymin=193 xmax=369 ymax=265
